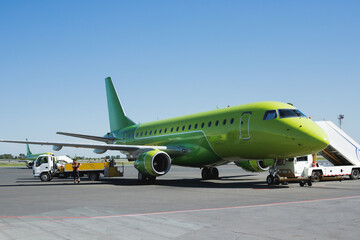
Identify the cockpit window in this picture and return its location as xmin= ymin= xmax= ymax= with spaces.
xmin=263 ymin=110 xmax=277 ymax=120
xmin=278 ymin=109 xmax=307 ymax=119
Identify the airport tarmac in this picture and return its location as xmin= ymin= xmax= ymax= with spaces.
xmin=1 ymin=165 xmax=360 ymax=240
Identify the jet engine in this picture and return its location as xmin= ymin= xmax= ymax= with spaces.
xmin=234 ymin=159 xmax=274 ymax=172
xmin=134 ymin=150 xmax=171 ymax=177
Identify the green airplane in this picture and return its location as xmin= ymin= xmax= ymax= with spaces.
xmin=0 ymin=77 xmax=329 ymax=182
xmin=23 ymin=139 xmax=53 ymax=168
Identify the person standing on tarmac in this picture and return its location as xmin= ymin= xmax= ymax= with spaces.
xmin=72 ymin=159 xmax=81 ymax=184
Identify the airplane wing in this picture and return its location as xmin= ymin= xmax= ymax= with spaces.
xmin=56 ymin=132 xmax=115 ymax=143
xmin=0 ymin=139 xmax=188 ymax=159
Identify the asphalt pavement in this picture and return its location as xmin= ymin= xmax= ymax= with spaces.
xmin=1 ymin=165 xmax=360 ymax=240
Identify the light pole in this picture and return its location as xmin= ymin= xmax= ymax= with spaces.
xmin=338 ymin=114 xmax=344 ymax=129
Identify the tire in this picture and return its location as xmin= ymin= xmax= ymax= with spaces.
xmin=88 ymin=172 xmax=99 ymax=181
xmin=40 ymin=172 xmax=50 ymax=182
xmin=137 ymin=172 xmax=156 ymax=184
xmin=210 ymin=167 xmax=219 ymax=179
xmin=311 ymin=171 xmax=322 ymax=182
xmin=350 ymin=169 xmax=359 ymax=180
xmin=307 ymin=181 xmax=312 ymax=187
xmin=299 ymin=181 xmax=305 ymax=187
xmin=266 ymin=175 xmax=274 ymax=185
xmin=274 ymin=174 xmax=281 ymax=185
xmin=201 ymin=168 xmax=211 ymax=180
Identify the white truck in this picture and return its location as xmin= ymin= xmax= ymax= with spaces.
xmin=275 ymin=154 xmax=360 ymax=184
xmin=267 ymin=121 xmax=360 ymax=186
xmin=33 ymin=154 xmax=124 ymax=182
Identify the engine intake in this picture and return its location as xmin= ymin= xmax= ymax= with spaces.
xmin=134 ymin=150 xmax=171 ymax=177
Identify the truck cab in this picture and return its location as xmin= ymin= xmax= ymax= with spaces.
xmin=33 ymin=154 xmax=57 ymax=182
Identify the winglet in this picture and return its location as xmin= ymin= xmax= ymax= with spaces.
xmin=105 ymin=77 xmax=136 ymax=132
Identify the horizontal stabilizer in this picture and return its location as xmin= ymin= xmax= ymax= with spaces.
xmin=57 ymin=132 xmax=115 ymax=143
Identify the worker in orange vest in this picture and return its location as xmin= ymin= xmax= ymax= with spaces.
xmin=72 ymin=159 xmax=81 ymax=184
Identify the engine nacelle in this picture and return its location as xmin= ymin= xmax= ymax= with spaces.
xmin=134 ymin=150 xmax=171 ymax=177
xmin=234 ymin=159 xmax=274 ymax=172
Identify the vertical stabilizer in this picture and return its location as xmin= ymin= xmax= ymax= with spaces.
xmin=26 ymin=139 xmax=32 ymax=155
xmin=105 ymin=77 xmax=136 ymax=132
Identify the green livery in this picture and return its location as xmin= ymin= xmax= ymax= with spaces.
xmin=0 ymin=77 xmax=329 ymax=182
xmin=105 ymin=77 xmax=328 ymax=168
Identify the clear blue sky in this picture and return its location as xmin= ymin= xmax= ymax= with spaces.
xmin=0 ymin=0 xmax=359 ymax=158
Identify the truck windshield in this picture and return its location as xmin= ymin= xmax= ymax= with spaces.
xmin=278 ymin=109 xmax=307 ymax=119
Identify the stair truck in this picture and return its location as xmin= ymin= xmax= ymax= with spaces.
xmin=33 ymin=154 xmax=124 ymax=182
xmin=267 ymin=121 xmax=360 ymax=186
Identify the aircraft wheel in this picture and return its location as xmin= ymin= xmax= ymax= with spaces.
xmin=40 ymin=172 xmax=50 ymax=182
xmin=138 ymin=172 xmax=156 ymax=184
xmin=266 ymin=175 xmax=274 ymax=185
xmin=350 ymin=169 xmax=359 ymax=180
xmin=201 ymin=168 xmax=211 ymax=180
xmin=209 ymin=167 xmax=219 ymax=179
xmin=274 ymin=174 xmax=281 ymax=185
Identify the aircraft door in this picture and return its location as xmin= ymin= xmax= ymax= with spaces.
xmin=240 ymin=112 xmax=251 ymax=140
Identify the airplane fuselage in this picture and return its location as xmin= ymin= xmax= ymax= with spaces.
xmin=112 ymin=101 xmax=328 ymax=167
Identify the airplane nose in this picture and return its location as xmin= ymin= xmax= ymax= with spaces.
xmin=309 ymin=127 xmax=329 ymax=151
xmin=298 ymin=122 xmax=329 ymax=153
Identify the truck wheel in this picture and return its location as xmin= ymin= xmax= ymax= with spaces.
xmin=40 ymin=172 xmax=50 ymax=182
xmin=311 ymin=171 xmax=321 ymax=182
xmin=350 ymin=169 xmax=359 ymax=180
xmin=299 ymin=181 xmax=305 ymax=187
xmin=88 ymin=172 xmax=99 ymax=181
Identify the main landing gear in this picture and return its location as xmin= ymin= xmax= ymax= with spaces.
xmin=201 ymin=167 xmax=219 ymax=180
xmin=137 ymin=172 xmax=156 ymax=184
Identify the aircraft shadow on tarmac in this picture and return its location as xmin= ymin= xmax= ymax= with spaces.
xmin=0 ymin=176 xmax=293 ymax=189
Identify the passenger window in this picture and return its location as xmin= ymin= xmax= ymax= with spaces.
xmin=182 ymin=126 xmax=185 ymax=131
xmin=215 ymin=120 xmax=219 ymax=126
xmin=230 ymin=118 xmax=234 ymax=124
xmin=171 ymin=127 xmax=174 ymax=132
xmin=176 ymin=126 xmax=179 ymax=132
xmin=154 ymin=130 xmax=157 ymax=134
xmin=194 ymin=123 xmax=198 ymax=129
xmin=223 ymin=119 xmax=227 ymax=125
xmin=164 ymin=128 xmax=167 ymax=133
xmin=140 ymin=132 xmax=143 ymax=136
xmin=136 ymin=132 xmax=139 ymax=137
xmin=263 ymin=110 xmax=277 ymax=120
xmin=159 ymin=129 xmax=162 ymax=134
xmin=144 ymin=131 xmax=147 ymax=136
xmin=201 ymin=123 xmax=205 ymax=128
xmin=208 ymin=122 xmax=212 ymax=127
xmin=149 ymin=130 xmax=152 ymax=135
xmin=188 ymin=125 xmax=191 ymax=130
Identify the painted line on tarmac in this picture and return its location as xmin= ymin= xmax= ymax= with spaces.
xmin=1 ymin=195 xmax=360 ymax=220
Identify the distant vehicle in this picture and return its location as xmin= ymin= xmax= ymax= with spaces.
xmin=33 ymin=154 xmax=123 ymax=182
xmin=0 ymin=77 xmax=329 ymax=183
xmin=20 ymin=139 xmax=53 ymax=168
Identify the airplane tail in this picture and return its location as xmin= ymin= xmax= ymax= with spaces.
xmin=26 ymin=138 xmax=32 ymax=155
xmin=105 ymin=77 xmax=136 ymax=132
